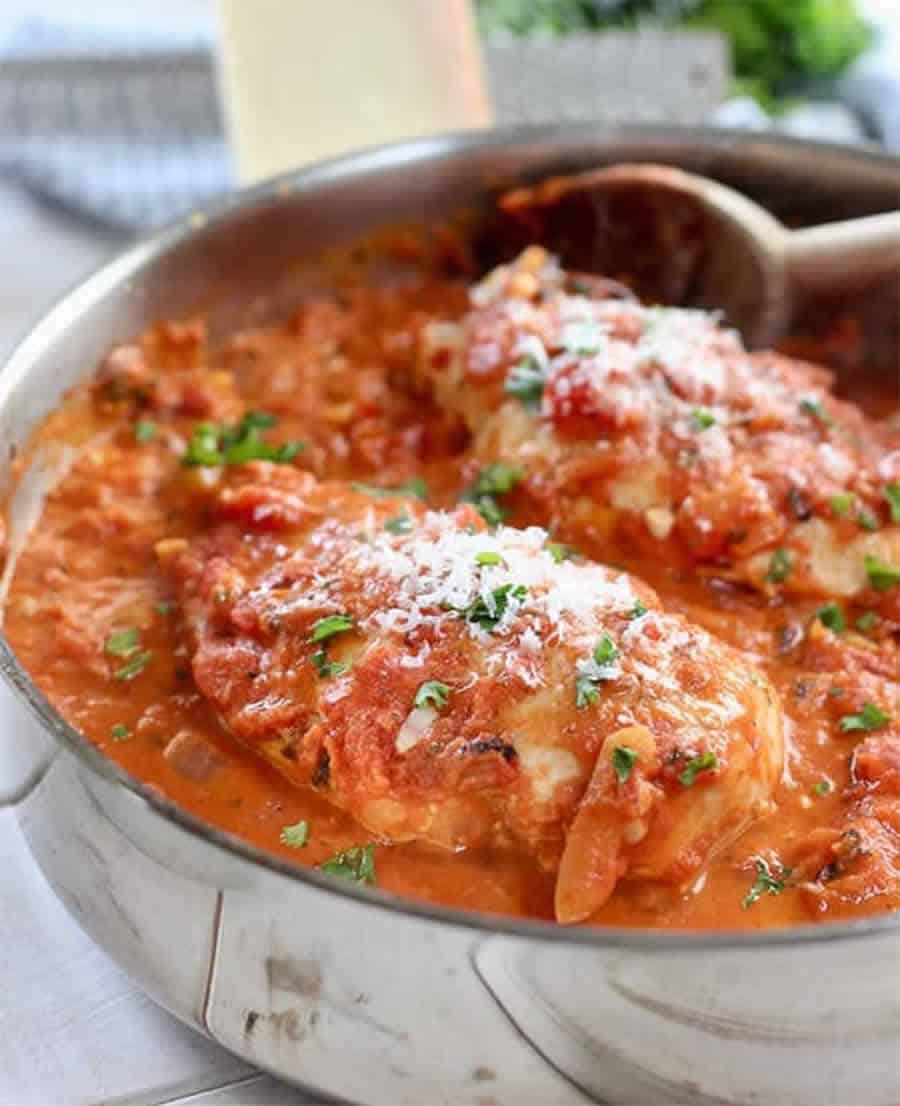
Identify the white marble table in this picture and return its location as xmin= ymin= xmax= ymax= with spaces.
xmin=0 ymin=175 xmax=312 ymax=1106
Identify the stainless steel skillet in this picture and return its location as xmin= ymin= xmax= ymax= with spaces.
xmin=1 ymin=125 xmax=899 ymax=1106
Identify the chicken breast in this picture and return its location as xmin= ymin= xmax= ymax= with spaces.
xmin=159 ymin=463 xmax=783 ymax=922
xmin=419 ymin=247 xmax=900 ymax=613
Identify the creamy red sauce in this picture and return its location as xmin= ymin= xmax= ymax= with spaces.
xmin=4 ymin=245 xmax=899 ymax=930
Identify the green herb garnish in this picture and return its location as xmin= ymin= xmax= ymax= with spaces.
xmin=414 ymin=681 xmax=450 ymax=710
xmin=456 ymin=583 xmax=527 ymax=632
xmin=461 ymin=463 xmax=525 ymax=528
xmin=310 ymin=651 xmax=350 ymax=679
xmin=110 ymin=723 xmax=131 ymax=741
xmin=575 ymin=676 xmax=600 ymax=710
xmin=183 ymin=421 xmax=225 ymax=465
xmin=829 ymin=492 xmax=854 ymax=518
xmin=678 ymin=751 xmax=719 ymax=787
xmin=384 ymin=512 xmax=413 ymax=535
xmin=815 ymin=603 xmax=845 ymax=634
xmin=545 ymin=541 xmax=574 ymax=564
xmin=864 ymin=554 xmax=900 ymax=592
xmin=309 ymin=614 xmax=354 ymax=643
xmin=105 ymin=627 xmax=140 ymax=658
xmin=319 ymin=844 xmax=376 ymax=885
xmin=593 ymin=634 xmax=618 ymax=667
xmin=134 ymin=419 xmax=158 ymax=443
xmin=280 ymin=820 xmax=310 ymax=848
xmin=855 ymin=610 xmax=879 ymax=633
xmin=475 ymin=551 xmax=503 ymax=566
xmin=857 ymin=508 xmax=879 ymax=533
xmin=182 ymin=411 xmax=303 ymax=467
xmin=504 ymin=357 xmax=545 ymax=408
xmin=155 ymin=600 xmax=176 ymax=616
xmin=799 ymin=397 xmax=833 ymax=428
xmin=766 ymin=548 xmax=792 ymax=584
xmin=884 ymin=483 xmax=900 ymax=524
xmin=628 ymin=601 xmax=649 ymax=620
xmin=575 ymin=634 xmax=619 ymax=709
xmin=839 ymin=702 xmax=891 ymax=733
xmin=613 ymin=745 xmax=639 ymax=785
xmin=742 ymin=857 xmax=791 ymax=909
xmin=813 ymin=779 xmax=833 ymax=797
xmin=113 ymin=651 xmax=153 ymax=681
xmin=691 ymin=407 xmax=716 ymax=430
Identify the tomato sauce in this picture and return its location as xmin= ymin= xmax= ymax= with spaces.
xmin=4 ymin=261 xmax=898 ymax=930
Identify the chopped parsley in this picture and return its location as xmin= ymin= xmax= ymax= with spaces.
xmin=829 ymin=492 xmax=854 ymax=518
xmin=813 ymin=779 xmax=833 ymax=797
xmin=613 ymin=745 xmax=639 ymax=785
xmin=309 ymin=614 xmax=354 ymax=643
xmin=105 ymin=627 xmax=140 ymax=658
xmin=627 ymin=600 xmax=649 ymax=620
xmin=815 ymin=603 xmax=845 ymax=634
xmin=319 ymin=844 xmax=376 ymax=885
xmin=384 ymin=511 xmax=413 ymax=535
xmin=414 ymin=680 xmax=450 ymax=710
xmin=799 ymin=397 xmax=833 ymax=428
xmin=593 ymin=634 xmax=618 ymax=667
xmin=839 ymin=702 xmax=891 ymax=733
xmin=310 ymin=651 xmax=349 ymax=679
xmin=352 ymin=478 xmax=428 ymax=501
xmin=857 ymin=508 xmax=880 ymax=533
xmin=461 ymin=463 xmax=524 ymax=527
xmin=113 ymin=651 xmax=153 ymax=681
xmin=575 ymin=676 xmax=600 ymax=710
xmin=182 ymin=411 xmax=303 ymax=467
xmin=766 ymin=548 xmax=792 ymax=584
xmin=456 ymin=583 xmax=528 ymax=632
xmin=279 ymin=820 xmax=310 ymax=848
xmin=110 ymin=723 xmax=131 ymax=741
xmin=545 ymin=541 xmax=574 ymax=564
xmin=884 ymin=483 xmax=900 ymax=524
xmin=155 ymin=600 xmax=176 ymax=616
xmin=864 ymin=554 xmax=900 ymax=592
xmin=309 ymin=615 xmax=353 ymax=678
xmin=742 ymin=857 xmax=792 ymax=909
xmin=576 ymin=634 xmax=619 ymax=709
xmin=855 ymin=610 xmax=879 ymax=633
xmin=691 ymin=407 xmax=716 ymax=431
xmin=475 ymin=551 xmax=503 ymax=566
xmin=182 ymin=421 xmax=222 ymax=466
xmin=504 ymin=356 xmax=545 ymax=408
xmin=134 ymin=419 xmax=157 ymax=443
xmin=678 ymin=751 xmax=719 ymax=787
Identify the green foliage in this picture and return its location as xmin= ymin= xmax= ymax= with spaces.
xmin=476 ymin=0 xmax=872 ymax=109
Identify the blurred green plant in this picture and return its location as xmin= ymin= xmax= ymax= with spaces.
xmin=476 ymin=0 xmax=873 ymax=110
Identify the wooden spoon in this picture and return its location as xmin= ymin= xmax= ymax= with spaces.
xmin=500 ymin=163 xmax=900 ymax=349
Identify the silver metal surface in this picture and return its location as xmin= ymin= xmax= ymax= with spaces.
xmin=2 ymin=125 xmax=900 ymax=1106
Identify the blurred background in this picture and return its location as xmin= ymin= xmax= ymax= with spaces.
xmin=1 ymin=0 xmax=898 ymax=359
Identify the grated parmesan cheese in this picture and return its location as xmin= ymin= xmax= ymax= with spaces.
xmin=338 ymin=512 xmax=638 ymax=679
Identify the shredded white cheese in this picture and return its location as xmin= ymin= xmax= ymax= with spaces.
xmin=336 ymin=513 xmax=638 ymax=679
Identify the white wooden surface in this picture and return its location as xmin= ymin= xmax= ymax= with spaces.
xmin=0 ymin=178 xmax=315 ymax=1106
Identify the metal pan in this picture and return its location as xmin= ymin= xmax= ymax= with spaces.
xmin=2 ymin=125 xmax=899 ymax=1106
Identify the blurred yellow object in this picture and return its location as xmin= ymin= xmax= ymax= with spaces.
xmin=216 ymin=0 xmax=493 ymax=183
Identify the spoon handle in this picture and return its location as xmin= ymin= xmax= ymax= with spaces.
xmin=786 ymin=211 xmax=900 ymax=298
